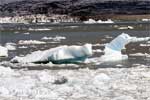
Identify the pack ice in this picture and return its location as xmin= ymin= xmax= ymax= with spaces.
xmin=11 ymin=44 xmax=92 ymax=64
xmin=0 ymin=45 xmax=8 ymax=57
xmin=101 ymin=33 xmax=150 ymax=61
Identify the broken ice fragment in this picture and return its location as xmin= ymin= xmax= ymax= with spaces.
xmin=0 ymin=46 xmax=8 ymax=57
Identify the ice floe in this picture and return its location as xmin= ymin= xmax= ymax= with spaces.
xmin=5 ymin=43 xmax=16 ymax=50
xmin=18 ymin=46 xmax=28 ymax=49
xmin=23 ymin=32 xmax=30 ymax=35
xmin=140 ymin=43 xmax=150 ymax=47
xmin=129 ymin=53 xmax=150 ymax=57
xmin=83 ymin=19 xmax=97 ymax=24
xmin=84 ymin=19 xmax=114 ymax=24
xmin=142 ymin=19 xmax=150 ymax=22
xmin=18 ymin=40 xmax=46 ymax=45
xmin=41 ymin=35 xmax=66 ymax=41
xmin=118 ymin=26 xmax=134 ymax=30
xmin=0 ymin=45 xmax=8 ymax=57
xmin=11 ymin=44 xmax=92 ymax=64
xmin=97 ymin=19 xmax=114 ymax=23
xmin=105 ymin=35 xmax=113 ymax=39
xmin=92 ymin=43 xmax=106 ymax=47
xmin=116 ymin=64 xmax=123 ymax=67
xmin=28 ymin=28 xmax=52 ymax=31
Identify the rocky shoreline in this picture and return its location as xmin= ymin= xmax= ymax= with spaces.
xmin=0 ymin=14 xmax=80 ymax=24
xmin=0 ymin=0 xmax=149 ymax=19
xmin=0 ymin=0 xmax=150 ymax=24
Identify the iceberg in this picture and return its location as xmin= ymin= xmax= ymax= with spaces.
xmin=118 ymin=26 xmax=134 ymax=30
xmin=100 ymin=33 xmax=150 ymax=61
xmin=0 ymin=46 xmax=8 ymax=57
xmin=5 ymin=43 xmax=16 ymax=50
xmin=83 ymin=19 xmax=97 ymax=24
xmin=41 ymin=35 xmax=66 ymax=41
xmin=97 ymin=19 xmax=114 ymax=24
xmin=84 ymin=19 xmax=114 ymax=24
xmin=11 ymin=44 xmax=92 ymax=64
xmin=142 ymin=19 xmax=150 ymax=22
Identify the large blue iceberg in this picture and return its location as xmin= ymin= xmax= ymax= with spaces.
xmin=101 ymin=33 xmax=150 ymax=61
xmin=11 ymin=44 xmax=92 ymax=64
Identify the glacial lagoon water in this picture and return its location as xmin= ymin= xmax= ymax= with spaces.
xmin=0 ymin=22 xmax=150 ymax=68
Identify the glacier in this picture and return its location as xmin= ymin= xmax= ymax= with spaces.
xmin=11 ymin=44 xmax=92 ymax=64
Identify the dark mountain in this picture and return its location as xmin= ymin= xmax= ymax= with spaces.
xmin=0 ymin=0 xmax=149 ymax=17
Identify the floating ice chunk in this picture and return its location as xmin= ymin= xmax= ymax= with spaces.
xmin=116 ymin=64 xmax=123 ymax=67
xmin=5 ymin=43 xmax=16 ymax=50
xmin=130 ymin=37 xmax=150 ymax=43
xmin=101 ymin=53 xmax=128 ymax=61
xmin=92 ymin=43 xmax=106 ymax=47
xmin=140 ymin=43 xmax=150 ymax=47
xmin=11 ymin=44 xmax=92 ymax=64
xmin=18 ymin=46 xmax=28 ymax=49
xmin=97 ymin=19 xmax=114 ymax=23
xmin=84 ymin=19 xmax=114 ymax=24
xmin=105 ymin=33 xmax=150 ymax=54
xmin=142 ymin=19 xmax=150 ymax=21
xmin=0 ymin=46 xmax=8 ymax=57
xmin=129 ymin=53 xmax=149 ymax=57
xmin=41 ymin=35 xmax=66 ymax=41
xmin=83 ymin=19 xmax=97 ymax=24
xmin=18 ymin=40 xmax=46 ymax=45
xmin=28 ymin=28 xmax=52 ymax=31
xmin=118 ymin=26 xmax=134 ymax=30
xmin=14 ymin=31 xmax=19 ymax=34
xmin=101 ymin=33 xmax=150 ymax=61
xmin=23 ymin=32 xmax=30 ymax=35
xmin=105 ymin=35 xmax=113 ymax=39
xmin=68 ymin=26 xmax=79 ymax=29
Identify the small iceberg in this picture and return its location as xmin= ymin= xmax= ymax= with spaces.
xmin=84 ymin=19 xmax=114 ymax=24
xmin=83 ymin=19 xmax=97 ymax=24
xmin=18 ymin=40 xmax=46 ymax=45
xmin=28 ymin=28 xmax=52 ymax=31
xmin=5 ymin=43 xmax=16 ymax=50
xmin=100 ymin=33 xmax=150 ymax=61
xmin=142 ymin=19 xmax=150 ymax=22
xmin=97 ymin=19 xmax=114 ymax=24
xmin=0 ymin=46 xmax=8 ymax=57
xmin=118 ymin=26 xmax=134 ymax=30
xmin=11 ymin=44 xmax=92 ymax=64
xmin=41 ymin=35 xmax=66 ymax=41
